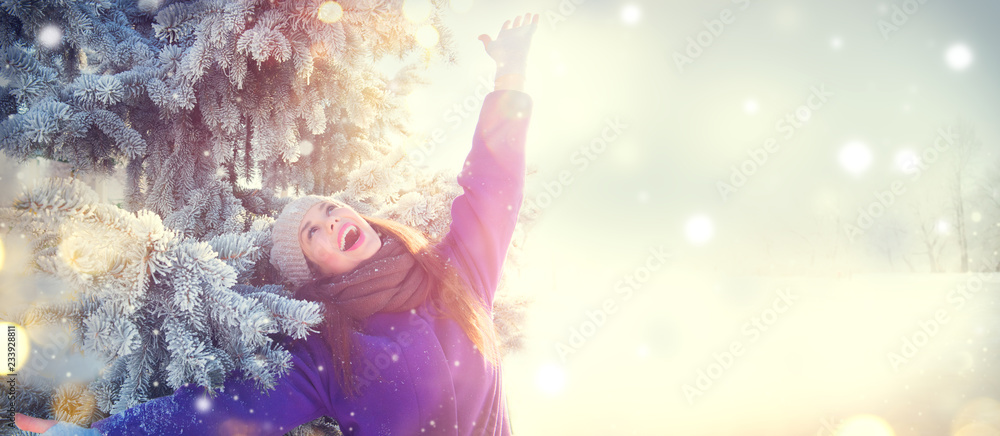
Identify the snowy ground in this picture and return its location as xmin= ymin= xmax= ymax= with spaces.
xmin=503 ymin=271 xmax=1000 ymax=435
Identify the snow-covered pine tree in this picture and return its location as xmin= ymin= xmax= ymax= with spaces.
xmin=0 ymin=178 xmax=325 ymax=429
xmin=0 ymin=0 xmax=531 ymax=433
xmin=0 ymin=0 xmax=464 ymax=239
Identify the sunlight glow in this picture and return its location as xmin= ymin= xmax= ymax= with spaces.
xmin=744 ymin=99 xmax=759 ymax=114
xmin=839 ymin=141 xmax=873 ymax=175
xmin=835 ymin=415 xmax=895 ymax=436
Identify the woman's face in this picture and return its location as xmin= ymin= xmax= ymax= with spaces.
xmin=298 ymin=201 xmax=382 ymax=277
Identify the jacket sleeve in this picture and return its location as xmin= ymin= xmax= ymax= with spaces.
xmin=89 ymin=335 xmax=331 ymax=436
xmin=441 ymin=90 xmax=533 ymax=309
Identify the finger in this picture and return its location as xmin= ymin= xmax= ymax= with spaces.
xmin=513 ymin=15 xmax=523 ymax=27
xmin=501 ymin=19 xmax=511 ymax=31
xmin=531 ymin=13 xmax=540 ymax=25
xmin=477 ymin=34 xmax=491 ymax=50
xmin=523 ymin=13 xmax=532 ymax=26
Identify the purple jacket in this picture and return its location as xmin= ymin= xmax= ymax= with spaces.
xmin=90 ymin=89 xmax=532 ymax=436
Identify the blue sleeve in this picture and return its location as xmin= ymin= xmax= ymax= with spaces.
xmin=441 ymin=90 xmax=533 ymax=309
xmin=89 ymin=335 xmax=332 ymax=436
xmin=39 ymin=421 xmax=101 ymax=435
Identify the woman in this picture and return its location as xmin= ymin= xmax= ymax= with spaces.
xmin=16 ymin=12 xmax=538 ymax=436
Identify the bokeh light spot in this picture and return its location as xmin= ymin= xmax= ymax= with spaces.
xmin=450 ymin=0 xmax=473 ymax=14
xmin=196 ymin=396 xmax=212 ymax=412
xmin=831 ymin=36 xmax=844 ymax=50
xmin=621 ymin=4 xmax=641 ymax=25
xmin=946 ymin=43 xmax=974 ymax=71
xmin=685 ymin=215 xmax=714 ymax=246
xmin=38 ymin=24 xmax=62 ymax=48
xmin=403 ymin=0 xmax=433 ymax=23
xmin=299 ymin=140 xmax=314 ymax=156
xmin=839 ymin=141 xmax=873 ymax=175
xmin=936 ymin=219 xmax=950 ymax=234
xmin=415 ymin=24 xmax=440 ymax=48
xmin=536 ymin=363 xmax=566 ymax=395
xmin=137 ymin=0 xmax=162 ymax=13
xmin=894 ymin=149 xmax=920 ymax=173
xmin=317 ymin=1 xmax=343 ymax=23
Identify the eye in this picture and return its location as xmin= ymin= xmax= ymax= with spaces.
xmin=326 ymin=205 xmax=335 ymax=215
xmin=308 ymin=226 xmax=318 ymax=239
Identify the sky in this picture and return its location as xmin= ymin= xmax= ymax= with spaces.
xmin=395 ymin=0 xmax=1000 ymax=434
xmin=401 ymin=0 xmax=1000 ymax=276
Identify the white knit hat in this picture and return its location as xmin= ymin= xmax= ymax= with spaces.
xmin=270 ymin=195 xmax=350 ymax=287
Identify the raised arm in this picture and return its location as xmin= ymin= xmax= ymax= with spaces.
xmin=442 ymin=90 xmax=533 ymax=309
xmin=442 ymin=13 xmax=538 ymax=309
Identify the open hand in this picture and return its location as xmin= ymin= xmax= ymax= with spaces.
xmin=477 ymin=13 xmax=539 ymax=79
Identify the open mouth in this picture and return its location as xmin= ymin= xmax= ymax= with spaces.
xmin=339 ymin=223 xmax=363 ymax=252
